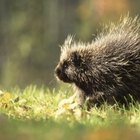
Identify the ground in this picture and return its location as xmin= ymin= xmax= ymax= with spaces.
xmin=0 ymin=85 xmax=140 ymax=140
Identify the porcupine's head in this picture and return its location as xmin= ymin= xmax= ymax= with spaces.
xmin=55 ymin=36 xmax=93 ymax=85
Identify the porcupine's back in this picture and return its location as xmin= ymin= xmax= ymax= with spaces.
xmin=89 ymin=16 xmax=140 ymax=105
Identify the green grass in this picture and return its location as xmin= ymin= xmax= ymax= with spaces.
xmin=0 ymin=85 xmax=140 ymax=140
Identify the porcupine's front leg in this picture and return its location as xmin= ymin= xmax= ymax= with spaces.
xmin=58 ymin=90 xmax=85 ymax=108
xmin=74 ymin=89 xmax=86 ymax=107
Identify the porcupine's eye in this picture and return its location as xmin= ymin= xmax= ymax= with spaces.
xmin=63 ymin=61 xmax=68 ymax=69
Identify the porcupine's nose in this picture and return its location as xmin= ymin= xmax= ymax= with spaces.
xmin=55 ymin=66 xmax=61 ymax=77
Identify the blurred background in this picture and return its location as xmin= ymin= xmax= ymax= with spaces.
xmin=0 ymin=0 xmax=139 ymax=88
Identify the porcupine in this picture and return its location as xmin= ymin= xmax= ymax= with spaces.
xmin=55 ymin=16 xmax=140 ymax=108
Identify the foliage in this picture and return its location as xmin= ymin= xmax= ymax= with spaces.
xmin=0 ymin=0 xmax=140 ymax=88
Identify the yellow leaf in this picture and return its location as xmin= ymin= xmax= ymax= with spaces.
xmin=1 ymin=92 xmax=11 ymax=102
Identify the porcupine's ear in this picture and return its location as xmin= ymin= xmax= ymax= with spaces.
xmin=71 ymin=51 xmax=82 ymax=67
xmin=60 ymin=35 xmax=74 ymax=52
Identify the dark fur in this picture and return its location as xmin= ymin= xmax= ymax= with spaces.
xmin=55 ymin=16 xmax=140 ymax=107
